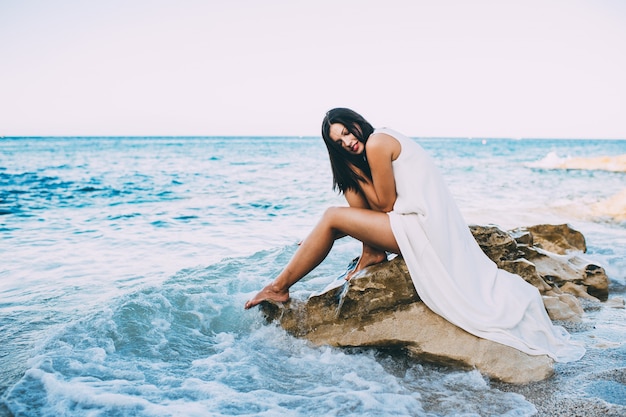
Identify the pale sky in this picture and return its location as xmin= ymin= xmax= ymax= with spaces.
xmin=1 ymin=0 xmax=625 ymax=138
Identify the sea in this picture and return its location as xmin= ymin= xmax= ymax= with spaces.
xmin=1 ymin=136 xmax=625 ymax=417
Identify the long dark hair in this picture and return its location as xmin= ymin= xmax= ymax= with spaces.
xmin=321 ymin=108 xmax=375 ymax=193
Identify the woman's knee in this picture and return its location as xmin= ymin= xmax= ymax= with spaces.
xmin=322 ymin=206 xmax=343 ymax=220
xmin=321 ymin=206 xmax=351 ymax=228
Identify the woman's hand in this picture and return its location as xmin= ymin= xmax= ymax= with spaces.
xmin=344 ymin=164 xmax=381 ymax=211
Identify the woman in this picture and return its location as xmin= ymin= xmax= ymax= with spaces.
xmin=245 ymin=108 xmax=585 ymax=363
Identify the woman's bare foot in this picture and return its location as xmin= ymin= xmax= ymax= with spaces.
xmin=244 ymin=283 xmax=290 ymax=309
xmin=346 ymin=247 xmax=388 ymax=280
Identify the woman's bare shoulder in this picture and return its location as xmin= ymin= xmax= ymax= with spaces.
xmin=367 ymin=132 xmax=401 ymax=159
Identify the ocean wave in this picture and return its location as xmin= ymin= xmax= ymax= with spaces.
xmin=1 ymin=252 xmax=538 ymax=417
xmin=527 ymin=152 xmax=626 ymax=172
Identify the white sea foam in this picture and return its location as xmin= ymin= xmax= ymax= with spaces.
xmin=526 ymin=151 xmax=569 ymax=169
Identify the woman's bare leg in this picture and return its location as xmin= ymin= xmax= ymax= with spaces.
xmin=244 ymin=206 xmax=399 ymax=309
xmin=347 ymin=244 xmax=388 ymax=281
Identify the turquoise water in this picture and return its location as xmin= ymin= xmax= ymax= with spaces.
xmin=1 ymin=137 xmax=625 ymax=416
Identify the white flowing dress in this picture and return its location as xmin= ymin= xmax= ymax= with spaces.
xmin=381 ymin=127 xmax=585 ymax=362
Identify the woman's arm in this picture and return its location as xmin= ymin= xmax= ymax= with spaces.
xmin=357 ymin=133 xmax=400 ymax=213
xmin=344 ymin=169 xmax=390 ymax=279
xmin=344 ymin=187 xmax=371 ymax=209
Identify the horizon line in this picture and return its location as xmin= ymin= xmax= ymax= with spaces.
xmin=2 ymin=135 xmax=626 ymax=141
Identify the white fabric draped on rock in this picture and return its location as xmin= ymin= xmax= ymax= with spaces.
xmin=380 ymin=127 xmax=585 ymax=362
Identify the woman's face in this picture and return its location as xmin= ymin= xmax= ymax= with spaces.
xmin=328 ymin=123 xmax=364 ymax=155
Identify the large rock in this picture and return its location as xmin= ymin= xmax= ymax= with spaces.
xmin=259 ymin=224 xmax=608 ymax=384
xmin=471 ymin=224 xmax=609 ymax=301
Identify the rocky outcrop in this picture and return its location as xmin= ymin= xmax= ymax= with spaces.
xmin=259 ymin=224 xmax=609 ymax=384
xmin=472 ymin=224 xmax=608 ymax=302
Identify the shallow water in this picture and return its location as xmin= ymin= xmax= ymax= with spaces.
xmin=1 ymin=137 xmax=625 ymax=416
